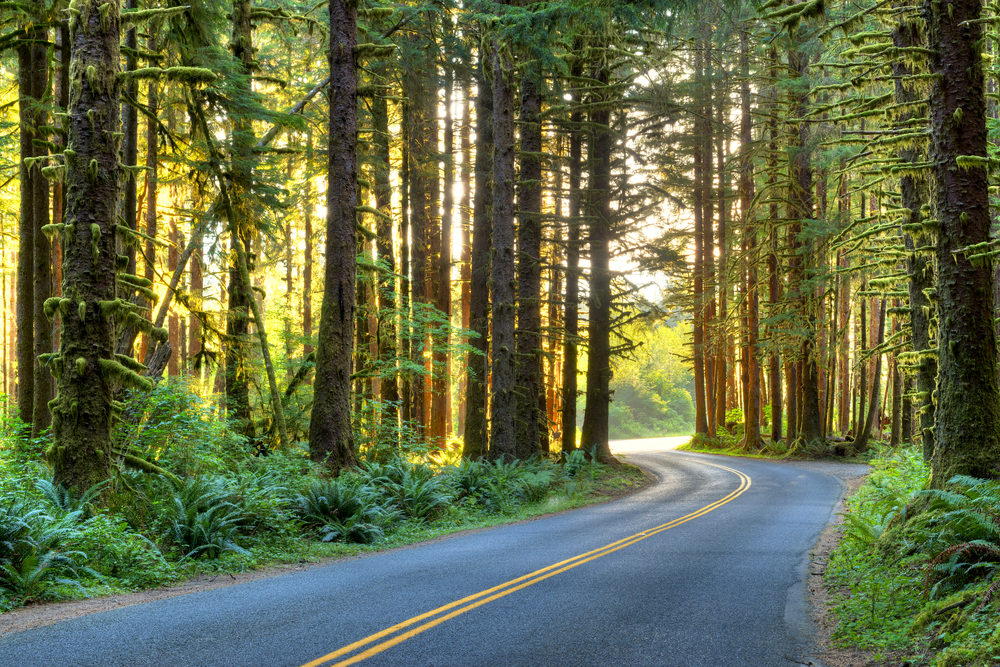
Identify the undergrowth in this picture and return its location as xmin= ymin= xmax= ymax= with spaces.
xmin=0 ymin=381 xmax=648 ymax=612
xmin=826 ymin=444 xmax=1000 ymax=667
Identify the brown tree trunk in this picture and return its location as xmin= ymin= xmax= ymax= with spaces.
xmin=561 ymin=56 xmax=584 ymax=454
xmin=304 ymin=129 xmax=314 ymax=360
xmin=514 ymin=65 xmax=544 ymax=458
xmin=309 ymin=0 xmax=359 ymax=472
xmin=16 ymin=23 xmax=36 ymax=428
xmin=740 ymin=25 xmax=762 ymax=449
xmin=373 ymin=68 xmax=399 ymax=431
xmin=927 ymin=0 xmax=1000 ymax=484
xmin=168 ymin=220 xmax=179 ymax=377
xmin=431 ymin=60 xmax=453 ymax=449
xmin=579 ymin=66 xmax=616 ymax=465
xmin=48 ymin=0 xmax=124 ymax=490
xmin=457 ymin=73 xmax=472 ymax=436
xmin=31 ymin=24 xmax=52 ymax=436
xmin=461 ymin=50 xmax=492 ymax=460
xmin=406 ymin=70 xmax=428 ymax=437
xmin=693 ymin=46 xmax=708 ymax=437
xmin=488 ymin=42 xmax=517 ymax=462
xmin=855 ymin=299 xmax=886 ymax=452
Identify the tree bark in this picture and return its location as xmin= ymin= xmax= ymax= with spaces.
xmin=48 ymin=0 xmax=124 ymax=491
xmin=16 ymin=23 xmax=36 ymax=428
xmin=462 ymin=49 xmax=492 ymax=460
xmin=927 ymin=0 xmax=1000 ymax=484
xmin=309 ymin=0 xmax=359 ymax=472
xmin=372 ymin=68 xmax=399 ymax=431
xmin=225 ymin=0 xmax=256 ymax=438
xmin=740 ymin=25 xmax=762 ymax=450
xmin=514 ymin=64 xmax=544 ymax=458
xmin=488 ymin=43 xmax=517 ymax=462
xmin=31 ymin=23 xmax=52 ymax=436
xmin=579 ymin=66 xmax=616 ymax=465
xmin=561 ymin=58 xmax=584 ymax=454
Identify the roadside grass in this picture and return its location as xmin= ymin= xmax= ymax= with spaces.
xmin=0 ymin=397 xmax=650 ymax=614
xmin=678 ymin=430 xmax=870 ymax=462
xmin=822 ymin=445 xmax=1000 ymax=667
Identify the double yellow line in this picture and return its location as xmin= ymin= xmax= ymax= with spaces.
xmin=302 ymin=460 xmax=751 ymax=667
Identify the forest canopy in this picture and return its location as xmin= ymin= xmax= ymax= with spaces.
xmin=0 ymin=0 xmax=994 ymax=490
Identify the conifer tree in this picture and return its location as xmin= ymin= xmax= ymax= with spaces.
xmin=310 ymin=0 xmax=359 ymax=471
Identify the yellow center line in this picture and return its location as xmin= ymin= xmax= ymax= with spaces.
xmin=302 ymin=459 xmax=751 ymax=667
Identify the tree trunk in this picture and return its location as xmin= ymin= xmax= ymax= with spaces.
xmin=855 ymin=299 xmax=886 ymax=452
xmin=372 ymin=69 xmax=399 ymax=432
xmin=431 ymin=59 xmax=453 ymax=449
xmin=514 ymin=65 xmax=543 ymax=459
xmin=16 ymin=25 xmax=36 ymax=428
xmin=304 ymin=129 xmax=314 ymax=360
xmin=561 ymin=57 xmax=583 ymax=454
xmin=488 ymin=43 xmax=517 ymax=462
xmin=47 ymin=0 xmax=124 ymax=491
xmin=31 ymin=24 xmax=52 ymax=436
xmin=309 ymin=0 xmax=359 ymax=472
xmin=458 ymin=73 xmax=472 ymax=437
xmin=893 ymin=15 xmax=936 ymax=462
xmin=693 ymin=46 xmax=708 ymax=437
xmin=579 ymin=66 xmax=616 ymax=465
xmin=462 ymin=49 xmax=492 ymax=460
xmin=740 ymin=25 xmax=762 ymax=450
xmin=225 ymin=0 xmax=256 ymax=439
xmin=927 ymin=0 xmax=1000 ymax=484
xmin=143 ymin=67 xmax=158 ymax=363
xmin=406 ymin=70 xmax=428 ymax=436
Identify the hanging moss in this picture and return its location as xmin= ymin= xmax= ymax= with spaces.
xmin=98 ymin=358 xmax=153 ymax=392
xmin=114 ymin=354 xmax=148 ymax=373
xmin=43 ymin=297 xmax=61 ymax=320
xmin=121 ymin=6 xmax=188 ymax=27
xmin=162 ymin=67 xmax=217 ymax=85
xmin=75 ymin=357 xmax=87 ymax=375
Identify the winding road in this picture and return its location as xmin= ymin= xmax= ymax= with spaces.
xmin=0 ymin=438 xmax=863 ymax=667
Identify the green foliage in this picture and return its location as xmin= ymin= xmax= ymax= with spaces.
xmin=827 ymin=446 xmax=1000 ymax=664
xmin=34 ymin=478 xmax=108 ymax=521
xmin=161 ymin=477 xmax=247 ymax=560
xmin=0 ymin=496 xmax=95 ymax=602
xmin=115 ymin=379 xmax=252 ymax=476
xmin=608 ymin=320 xmax=695 ymax=439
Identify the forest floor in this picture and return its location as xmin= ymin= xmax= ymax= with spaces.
xmin=809 ymin=473 xmax=876 ymax=667
xmin=0 ymin=461 xmax=653 ymax=637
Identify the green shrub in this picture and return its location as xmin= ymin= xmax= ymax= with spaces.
xmin=161 ymin=477 xmax=246 ymax=559
xmin=71 ymin=515 xmax=173 ymax=589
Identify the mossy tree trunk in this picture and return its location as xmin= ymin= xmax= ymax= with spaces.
xmin=309 ymin=0 xmax=358 ymax=472
xmin=225 ymin=0 xmax=255 ymax=440
xmin=16 ymin=14 xmax=38 ymax=429
xmin=48 ymin=0 xmax=126 ymax=491
xmin=462 ymin=48 xmax=492 ymax=460
xmin=927 ymin=0 xmax=1000 ymax=485
xmin=893 ymin=14 xmax=936 ymax=463
xmin=514 ymin=63 xmax=543 ymax=459
xmin=740 ymin=25 xmax=762 ymax=450
xmin=488 ymin=41 xmax=517 ymax=462
xmin=30 ymin=19 xmax=52 ymax=436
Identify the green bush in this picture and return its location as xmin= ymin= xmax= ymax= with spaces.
xmin=161 ymin=477 xmax=246 ymax=559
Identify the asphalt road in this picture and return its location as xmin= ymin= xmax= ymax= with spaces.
xmin=0 ymin=438 xmax=857 ymax=667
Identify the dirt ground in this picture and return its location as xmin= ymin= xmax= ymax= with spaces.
xmin=808 ymin=473 xmax=876 ymax=667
